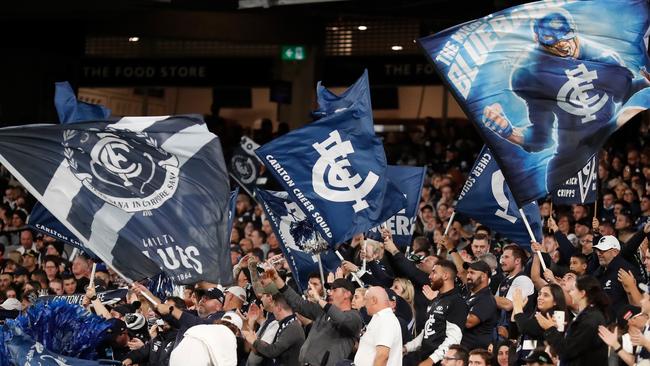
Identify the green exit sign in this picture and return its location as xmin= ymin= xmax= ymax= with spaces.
xmin=281 ymin=45 xmax=306 ymax=61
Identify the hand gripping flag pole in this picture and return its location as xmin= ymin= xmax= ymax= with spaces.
xmin=519 ymin=208 xmax=547 ymax=272
xmin=437 ymin=211 xmax=456 ymax=256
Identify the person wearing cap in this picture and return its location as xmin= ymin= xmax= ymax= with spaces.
xmin=385 ymin=288 xmax=413 ymax=344
xmin=123 ymin=297 xmax=184 ymax=366
xmin=593 ymin=234 xmax=642 ymax=316
xmin=98 ymin=318 xmax=131 ymax=362
xmin=224 ymin=286 xmax=247 ymax=312
xmin=522 ymin=349 xmax=553 ymax=366
xmin=404 ymin=259 xmax=468 ymax=366
xmin=242 ymin=293 xmax=305 ymax=366
xmin=21 ymin=250 xmax=38 ymax=274
xmin=154 ymin=286 xmax=227 ymax=340
xmin=461 ymin=260 xmax=497 ymax=351
xmin=0 ymin=297 xmax=21 ymax=320
xmin=265 ymin=266 xmax=362 ymax=366
xmin=353 ymin=287 xmax=402 ymax=366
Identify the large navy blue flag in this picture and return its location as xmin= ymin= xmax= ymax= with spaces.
xmin=552 ymin=154 xmax=598 ymax=205
xmin=0 ymin=115 xmax=231 ymax=285
xmin=256 ymin=73 xmax=406 ymax=245
xmin=366 ymin=165 xmax=426 ymax=247
xmin=28 ymin=82 xmax=110 ymax=258
xmin=419 ymin=0 xmax=650 ymax=205
xmin=256 ymin=189 xmax=340 ymax=293
xmin=456 ymin=147 xmax=542 ymax=248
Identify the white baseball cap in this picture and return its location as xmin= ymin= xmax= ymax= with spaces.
xmin=0 ymin=298 xmax=22 ymax=311
xmin=594 ymin=235 xmax=620 ymax=251
xmin=221 ymin=311 xmax=243 ymax=331
xmin=226 ymin=286 xmax=247 ymax=303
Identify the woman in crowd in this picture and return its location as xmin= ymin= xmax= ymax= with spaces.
xmin=536 ymin=275 xmax=609 ymax=366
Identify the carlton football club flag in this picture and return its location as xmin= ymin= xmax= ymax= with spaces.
xmin=456 ymin=147 xmax=542 ymax=247
xmin=230 ymin=136 xmax=266 ymax=197
xmin=255 ymin=73 xmax=406 ymax=245
xmin=419 ymin=0 xmax=650 ymax=205
xmin=552 ymin=154 xmax=598 ymax=205
xmin=366 ymin=165 xmax=426 ymax=247
xmin=256 ymin=189 xmax=340 ymax=292
xmin=0 ymin=115 xmax=232 ymax=284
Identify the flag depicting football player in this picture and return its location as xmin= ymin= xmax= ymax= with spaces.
xmin=420 ymin=0 xmax=650 ymax=205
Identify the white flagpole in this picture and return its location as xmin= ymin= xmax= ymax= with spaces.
xmin=361 ymin=239 xmax=367 ymax=273
xmin=316 ymin=254 xmax=327 ymax=300
xmin=438 ymin=211 xmax=456 ymax=255
xmin=518 ymin=208 xmax=547 ymax=272
xmin=89 ymin=263 xmax=97 ymax=288
xmin=335 ymin=251 xmax=364 ymax=287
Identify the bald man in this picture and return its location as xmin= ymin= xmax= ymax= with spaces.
xmin=354 ymin=287 xmax=403 ymax=366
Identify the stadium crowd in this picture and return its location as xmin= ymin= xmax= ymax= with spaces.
xmin=1 ymin=118 xmax=650 ymax=366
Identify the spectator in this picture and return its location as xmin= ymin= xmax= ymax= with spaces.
xmin=61 ymin=273 xmax=77 ymax=295
xmin=354 ymin=287 xmax=402 ymax=366
xmin=467 ymin=349 xmax=491 ymax=366
xmin=440 ymin=345 xmax=468 ymax=366
xmin=461 ymin=260 xmax=497 ymax=350
xmin=536 ymin=275 xmax=609 ymax=366
xmin=403 ymin=259 xmax=467 ymax=365
xmin=495 ymin=245 xmax=535 ymax=340
xmin=242 ymin=293 xmax=305 ymax=366
xmin=268 ymin=268 xmax=363 ymax=366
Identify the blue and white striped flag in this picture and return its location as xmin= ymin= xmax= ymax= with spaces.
xmin=0 ymin=115 xmax=231 ymax=284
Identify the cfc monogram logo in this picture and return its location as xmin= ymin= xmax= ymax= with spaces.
xmin=557 ymin=63 xmax=609 ymax=123
xmin=311 ymin=130 xmax=378 ymax=212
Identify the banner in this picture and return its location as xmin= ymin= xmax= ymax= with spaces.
xmin=256 ymin=189 xmax=340 ymax=293
xmin=256 ymin=72 xmax=406 ymax=245
xmin=0 ymin=115 xmax=232 ymax=284
xmin=552 ymin=154 xmax=598 ymax=204
xmin=456 ymin=147 xmax=542 ymax=248
xmin=34 ymin=288 xmax=128 ymax=306
xmin=230 ymin=136 xmax=266 ymax=197
xmin=419 ymin=0 xmax=650 ymax=205
xmin=366 ymin=165 xmax=426 ymax=247
xmin=5 ymin=332 xmax=102 ymax=366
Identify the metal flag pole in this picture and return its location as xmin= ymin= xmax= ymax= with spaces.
xmin=335 ymin=250 xmax=364 ymax=287
xmin=316 ymin=254 xmax=327 ymax=300
xmin=89 ymin=263 xmax=97 ymax=289
xmin=361 ymin=239 xmax=367 ymax=273
xmin=437 ymin=211 xmax=456 ymax=255
xmin=518 ymin=208 xmax=547 ymax=272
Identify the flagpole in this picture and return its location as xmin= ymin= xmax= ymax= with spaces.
xmin=518 ymin=208 xmax=547 ymax=272
xmin=105 ymin=263 xmax=160 ymax=306
xmin=316 ymin=254 xmax=327 ymax=300
xmin=335 ymin=251 xmax=364 ymax=287
xmin=438 ymin=211 xmax=456 ymax=255
xmin=89 ymin=263 xmax=97 ymax=289
xmin=361 ymin=239 xmax=367 ymax=273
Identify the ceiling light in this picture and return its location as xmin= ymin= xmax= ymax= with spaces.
xmin=357 ymin=25 xmax=367 ymax=31
xmin=128 ymin=37 xmax=140 ymax=42
xmin=391 ymin=45 xmax=403 ymax=51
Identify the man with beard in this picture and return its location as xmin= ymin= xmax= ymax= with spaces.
xmin=461 ymin=261 xmax=497 ymax=350
xmin=403 ymin=259 xmax=468 ymax=366
xmin=495 ymin=245 xmax=535 ymax=340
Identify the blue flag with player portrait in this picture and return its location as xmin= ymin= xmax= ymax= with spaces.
xmin=419 ymin=0 xmax=650 ymax=205
xmin=0 ymin=115 xmax=232 ymax=285
xmin=256 ymin=189 xmax=340 ymax=293
xmin=366 ymin=165 xmax=426 ymax=247
xmin=552 ymin=154 xmax=598 ymax=205
xmin=255 ymin=72 xmax=406 ymax=246
xmin=455 ymin=147 xmax=542 ymax=248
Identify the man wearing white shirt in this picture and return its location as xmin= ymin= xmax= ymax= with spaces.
xmin=354 ymin=286 xmax=402 ymax=366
